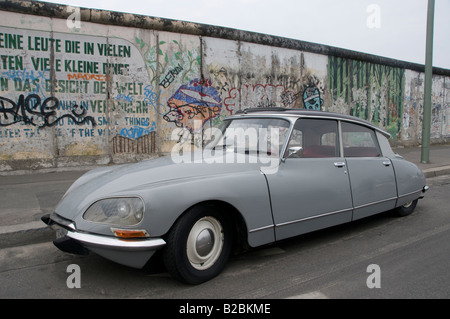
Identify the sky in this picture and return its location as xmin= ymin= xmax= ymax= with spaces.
xmin=37 ymin=0 xmax=450 ymax=70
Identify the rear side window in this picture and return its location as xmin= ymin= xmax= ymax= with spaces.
xmin=342 ymin=122 xmax=381 ymax=157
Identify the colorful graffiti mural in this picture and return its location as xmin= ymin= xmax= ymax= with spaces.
xmin=302 ymin=86 xmax=323 ymax=110
xmin=163 ymin=78 xmax=222 ymax=132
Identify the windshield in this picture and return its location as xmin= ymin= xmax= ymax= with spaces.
xmin=205 ymin=118 xmax=291 ymax=156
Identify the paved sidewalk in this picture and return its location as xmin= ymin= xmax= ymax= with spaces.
xmin=0 ymin=144 xmax=449 ymax=247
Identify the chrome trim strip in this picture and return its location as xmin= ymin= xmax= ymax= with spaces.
xmin=398 ymin=189 xmax=423 ymax=199
xmin=249 ymin=224 xmax=274 ymax=233
xmin=67 ymin=231 xmax=166 ymax=251
xmin=275 ymin=207 xmax=353 ymax=227
xmin=280 ymin=119 xmax=297 ymax=161
xmin=353 ymin=197 xmax=397 ymax=210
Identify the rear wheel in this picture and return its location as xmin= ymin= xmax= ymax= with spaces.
xmin=394 ymin=199 xmax=418 ymax=217
xmin=163 ymin=205 xmax=233 ymax=284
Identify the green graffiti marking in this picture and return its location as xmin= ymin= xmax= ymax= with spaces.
xmin=135 ymin=38 xmax=200 ymax=87
xmin=328 ymin=57 xmax=405 ymax=139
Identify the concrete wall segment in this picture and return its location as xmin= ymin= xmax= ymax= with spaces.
xmin=0 ymin=0 xmax=449 ymax=172
xmin=3 ymin=0 xmax=450 ymax=76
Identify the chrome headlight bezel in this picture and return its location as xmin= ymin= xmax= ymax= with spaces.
xmin=83 ymin=197 xmax=145 ymax=226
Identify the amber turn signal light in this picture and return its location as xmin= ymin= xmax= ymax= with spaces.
xmin=111 ymin=228 xmax=150 ymax=239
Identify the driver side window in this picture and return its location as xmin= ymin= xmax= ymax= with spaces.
xmin=286 ymin=118 xmax=338 ymax=158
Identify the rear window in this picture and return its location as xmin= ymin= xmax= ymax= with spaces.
xmin=342 ymin=122 xmax=380 ymax=157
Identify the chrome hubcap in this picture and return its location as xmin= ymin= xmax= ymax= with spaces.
xmin=196 ymin=229 xmax=215 ymax=257
xmin=186 ymin=216 xmax=224 ymax=270
xmin=403 ymin=201 xmax=413 ymax=208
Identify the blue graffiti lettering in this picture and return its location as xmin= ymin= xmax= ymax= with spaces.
xmin=119 ymin=122 xmax=156 ymax=139
xmin=144 ymin=84 xmax=165 ymax=115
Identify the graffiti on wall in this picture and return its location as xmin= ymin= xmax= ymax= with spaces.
xmin=135 ymin=37 xmax=206 ymax=138
xmin=328 ymin=56 xmax=405 ymax=138
xmin=222 ymin=83 xmax=325 ymax=112
xmin=163 ymin=78 xmax=222 ymax=132
xmin=302 ymin=86 xmax=323 ymax=110
xmin=119 ymin=119 xmax=157 ymax=139
xmin=113 ymin=131 xmax=156 ymax=154
xmin=223 ymin=83 xmax=299 ymax=111
xmin=0 ymin=93 xmax=96 ymax=127
xmin=1 ymin=14 xmax=449 ymax=168
xmin=136 ymin=38 xmax=201 ymax=88
xmin=0 ymin=26 xmax=157 ymax=157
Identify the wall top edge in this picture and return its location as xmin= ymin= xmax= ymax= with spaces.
xmin=1 ymin=0 xmax=449 ymax=76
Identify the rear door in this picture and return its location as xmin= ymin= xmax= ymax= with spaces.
xmin=341 ymin=121 xmax=397 ymax=220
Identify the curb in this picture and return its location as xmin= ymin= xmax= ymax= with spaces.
xmin=0 ymin=222 xmax=54 ymax=249
xmin=422 ymin=165 xmax=450 ymax=178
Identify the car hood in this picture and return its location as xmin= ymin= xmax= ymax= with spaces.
xmin=55 ymin=151 xmax=278 ymax=220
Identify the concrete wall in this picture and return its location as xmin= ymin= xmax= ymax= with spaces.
xmin=0 ymin=0 xmax=449 ymax=172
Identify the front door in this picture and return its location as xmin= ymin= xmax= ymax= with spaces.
xmin=265 ymin=118 xmax=353 ymax=241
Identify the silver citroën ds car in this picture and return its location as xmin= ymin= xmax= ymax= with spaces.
xmin=42 ymin=108 xmax=428 ymax=284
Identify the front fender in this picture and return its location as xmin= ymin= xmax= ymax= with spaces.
xmin=140 ymin=170 xmax=275 ymax=247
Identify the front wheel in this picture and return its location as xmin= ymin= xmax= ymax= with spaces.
xmin=394 ymin=199 xmax=418 ymax=217
xmin=163 ymin=205 xmax=233 ymax=284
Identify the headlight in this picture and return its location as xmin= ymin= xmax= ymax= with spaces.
xmin=83 ymin=197 xmax=144 ymax=226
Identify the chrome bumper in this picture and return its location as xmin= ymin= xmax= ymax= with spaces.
xmin=67 ymin=231 xmax=166 ymax=252
xmin=420 ymin=185 xmax=429 ymax=199
xmin=42 ymin=214 xmax=166 ymax=268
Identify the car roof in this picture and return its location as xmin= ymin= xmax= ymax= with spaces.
xmin=230 ymin=107 xmax=390 ymax=137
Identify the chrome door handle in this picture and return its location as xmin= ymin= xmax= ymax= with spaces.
xmin=334 ymin=162 xmax=346 ymax=167
xmin=382 ymin=160 xmax=391 ymax=166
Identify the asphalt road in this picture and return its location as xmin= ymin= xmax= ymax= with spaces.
xmin=1 ymin=174 xmax=449 ymax=300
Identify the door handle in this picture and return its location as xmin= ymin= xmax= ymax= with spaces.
xmin=334 ymin=162 xmax=346 ymax=167
xmin=382 ymin=160 xmax=391 ymax=166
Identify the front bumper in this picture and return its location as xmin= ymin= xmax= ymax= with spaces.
xmin=420 ymin=185 xmax=429 ymax=199
xmin=41 ymin=214 xmax=166 ymax=269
